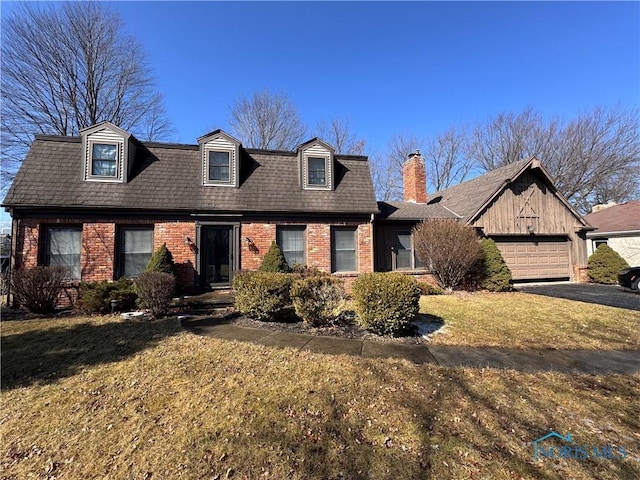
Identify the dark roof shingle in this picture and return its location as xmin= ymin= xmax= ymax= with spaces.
xmin=3 ymin=136 xmax=379 ymax=215
xmin=584 ymin=201 xmax=640 ymax=233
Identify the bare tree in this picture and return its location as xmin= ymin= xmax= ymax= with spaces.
xmin=423 ymin=125 xmax=475 ymax=191
xmin=377 ymin=129 xmax=474 ymax=201
xmin=1 ymin=2 xmax=172 ymax=185
xmin=469 ymin=105 xmax=640 ymax=213
xmin=229 ymin=90 xmax=306 ymax=150
xmin=378 ymin=133 xmax=422 ymax=201
xmin=413 ymin=219 xmax=482 ymax=291
xmin=314 ymin=117 xmax=366 ymax=155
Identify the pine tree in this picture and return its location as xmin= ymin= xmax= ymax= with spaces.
xmin=478 ymin=238 xmax=512 ymax=291
xmin=145 ymin=243 xmax=175 ymax=275
xmin=259 ymin=241 xmax=290 ymax=272
xmin=588 ymin=244 xmax=629 ymax=284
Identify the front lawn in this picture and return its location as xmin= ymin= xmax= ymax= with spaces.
xmin=422 ymin=292 xmax=640 ymax=350
xmin=1 ymin=315 xmax=638 ymax=479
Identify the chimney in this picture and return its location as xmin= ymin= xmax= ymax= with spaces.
xmin=402 ymin=150 xmax=427 ymax=203
xmin=591 ymin=201 xmax=617 ymax=213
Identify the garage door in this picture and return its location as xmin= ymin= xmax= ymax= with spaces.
xmin=492 ymin=237 xmax=571 ymax=280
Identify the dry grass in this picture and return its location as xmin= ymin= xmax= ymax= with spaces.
xmin=422 ymin=292 xmax=640 ymax=350
xmin=1 ymin=315 xmax=639 ymax=479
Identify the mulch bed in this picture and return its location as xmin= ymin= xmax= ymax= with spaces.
xmin=229 ymin=310 xmax=431 ymax=345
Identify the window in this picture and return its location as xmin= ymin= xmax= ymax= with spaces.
xmin=332 ymin=227 xmax=357 ymax=272
xmin=44 ymin=227 xmax=82 ymax=280
xmin=308 ymin=157 xmax=327 ymax=185
xmin=208 ymin=150 xmax=231 ymax=183
xmin=118 ymin=227 xmax=154 ymax=278
xmin=277 ymin=227 xmax=305 ymax=267
xmin=394 ymin=231 xmax=424 ymax=270
xmin=91 ymin=143 xmax=118 ymax=177
xmin=593 ymin=239 xmax=608 ymax=253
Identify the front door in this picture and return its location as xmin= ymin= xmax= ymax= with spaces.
xmin=201 ymin=226 xmax=233 ymax=289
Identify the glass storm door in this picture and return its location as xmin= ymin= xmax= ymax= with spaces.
xmin=202 ymin=226 xmax=233 ymax=288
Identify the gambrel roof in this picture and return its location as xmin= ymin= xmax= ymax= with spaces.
xmin=3 ymin=135 xmax=378 ymax=215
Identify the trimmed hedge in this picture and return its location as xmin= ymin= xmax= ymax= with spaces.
xmin=76 ymin=277 xmax=137 ymax=314
xmin=478 ymin=238 xmax=512 ymax=292
xmin=351 ymin=272 xmax=421 ymax=336
xmin=418 ymin=282 xmax=443 ymax=295
xmin=291 ymin=276 xmax=345 ymax=327
xmin=135 ymin=271 xmax=176 ymax=318
xmin=259 ymin=242 xmax=290 ymax=273
xmin=232 ymin=271 xmax=293 ymax=321
xmin=588 ymin=244 xmax=629 ymax=284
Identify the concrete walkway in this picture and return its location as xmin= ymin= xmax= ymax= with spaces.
xmin=181 ymin=317 xmax=640 ymax=374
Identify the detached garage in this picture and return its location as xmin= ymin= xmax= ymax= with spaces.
xmin=492 ymin=236 xmax=571 ymax=280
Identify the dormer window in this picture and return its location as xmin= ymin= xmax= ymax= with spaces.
xmin=91 ymin=143 xmax=118 ymax=177
xmin=208 ymin=150 xmax=231 ymax=183
xmin=298 ymin=138 xmax=335 ymax=191
xmin=81 ymin=122 xmax=130 ymax=183
xmin=198 ymin=130 xmax=241 ymax=188
xmin=308 ymin=157 xmax=327 ymax=186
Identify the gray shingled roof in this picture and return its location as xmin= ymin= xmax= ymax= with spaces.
xmin=379 ymin=158 xmax=533 ymax=222
xmin=3 ymin=136 xmax=379 ymax=215
xmin=376 ymin=201 xmax=459 ymax=221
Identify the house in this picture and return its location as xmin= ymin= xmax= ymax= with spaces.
xmin=2 ymin=122 xmax=378 ymax=298
xmin=376 ymin=152 xmax=592 ymax=282
xmin=3 ymin=121 xmax=592 ymax=304
xmin=584 ymin=201 xmax=640 ymax=266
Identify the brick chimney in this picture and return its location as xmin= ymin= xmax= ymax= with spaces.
xmin=402 ymin=150 xmax=427 ymax=203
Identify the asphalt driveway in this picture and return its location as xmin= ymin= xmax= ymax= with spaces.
xmin=517 ymin=283 xmax=640 ymax=311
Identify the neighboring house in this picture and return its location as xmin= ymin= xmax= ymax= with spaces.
xmin=584 ymin=201 xmax=640 ymax=266
xmin=2 ymin=121 xmax=592 ymax=303
xmin=2 ymin=122 xmax=378 ymax=296
xmin=376 ymin=153 xmax=592 ymax=282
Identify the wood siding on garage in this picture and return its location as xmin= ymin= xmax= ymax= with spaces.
xmin=471 ymin=169 xmax=587 ymax=280
xmin=493 ymin=236 xmax=570 ymax=280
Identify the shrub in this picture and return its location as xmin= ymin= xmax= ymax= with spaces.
xmin=351 ymin=272 xmax=421 ymax=336
xmin=413 ymin=219 xmax=482 ymax=290
xmin=11 ymin=265 xmax=67 ymax=313
xmin=290 ymin=264 xmax=330 ymax=278
xmin=588 ymin=244 xmax=629 ymax=284
xmin=478 ymin=238 xmax=512 ymax=292
xmin=259 ymin=241 xmax=290 ymax=273
xmin=291 ymin=276 xmax=345 ymax=327
xmin=418 ymin=282 xmax=443 ymax=295
xmin=145 ymin=243 xmax=175 ymax=275
xmin=76 ymin=278 xmax=137 ymax=314
xmin=134 ymin=271 xmax=176 ymax=318
xmin=232 ymin=271 xmax=293 ymax=321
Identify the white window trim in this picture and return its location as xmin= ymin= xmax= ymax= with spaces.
xmin=86 ymin=140 xmax=122 ymax=182
xmin=203 ymin=146 xmax=236 ymax=187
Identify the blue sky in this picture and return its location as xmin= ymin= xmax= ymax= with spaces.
xmin=111 ymin=0 xmax=639 ymax=149
xmin=1 ymin=1 xmax=639 ymax=227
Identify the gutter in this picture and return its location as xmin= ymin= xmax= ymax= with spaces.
xmin=586 ymin=230 xmax=640 ymax=238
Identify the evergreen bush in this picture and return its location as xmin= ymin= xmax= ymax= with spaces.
xmin=76 ymin=278 xmax=137 ymax=314
xmin=145 ymin=243 xmax=175 ymax=275
xmin=351 ymin=272 xmax=421 ymax=336
xmin=232 ymin=271 xmax=293 ymax=321
xmin=291 ymin=276 xmax=345 ymax=326
xmin=478 ymin=238 xmax=512 ymax=292
xmin=258 ymin=241 xmax=290 ymax=273
xmin=588 ymin=244 xmax=629 ymax=284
